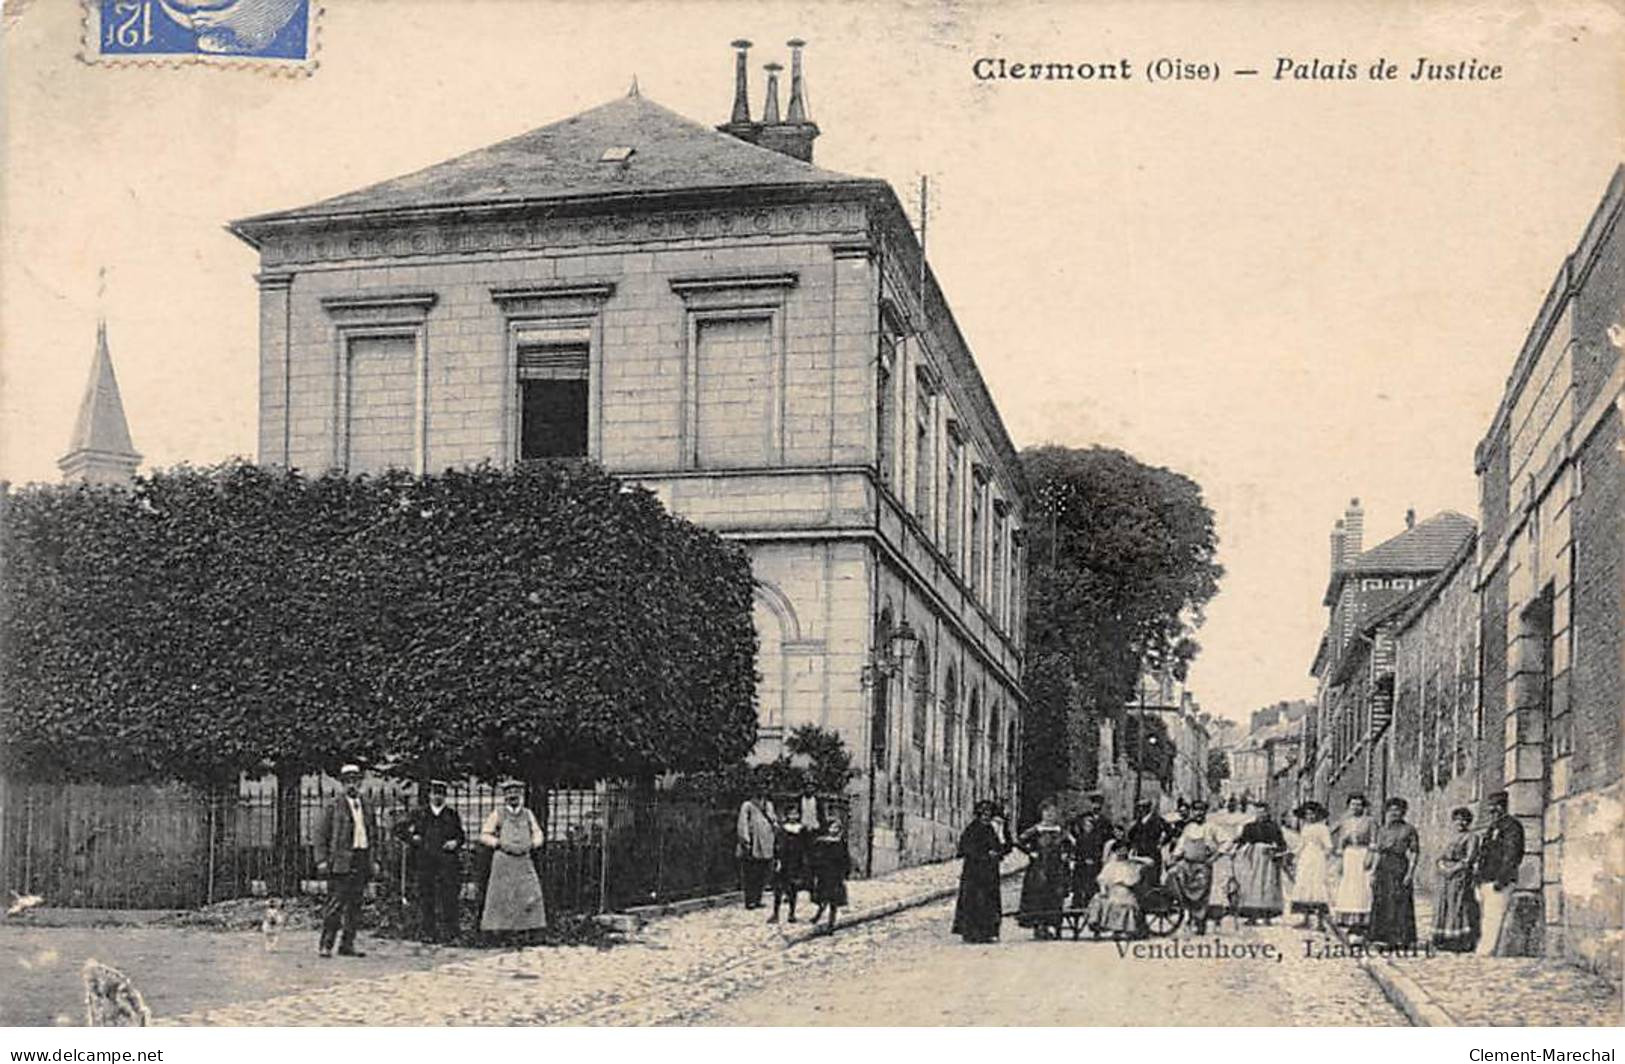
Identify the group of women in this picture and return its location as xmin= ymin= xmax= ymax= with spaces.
xmin=952 ymin=791 xmax=1471 ymax=948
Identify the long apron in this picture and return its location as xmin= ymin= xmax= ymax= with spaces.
xmin=481 ymin=808 xmax=548 ymax=932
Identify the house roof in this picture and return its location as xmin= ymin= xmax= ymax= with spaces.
xmin=1322 ymin=510 xmax=1476 ymax=605
xmin=231 ymin=93 xmax=875 ymax=234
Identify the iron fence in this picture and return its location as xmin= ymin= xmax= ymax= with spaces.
xmin=0 ymin=777 xmax=854 ymax=915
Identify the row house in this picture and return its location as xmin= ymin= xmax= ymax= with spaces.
xmin=228 ymin=42 xmax=1027 ymax=874
xmin=1305 ymin=506 xmax=1476 ymax=812
xmin=1304 ymin=165 xmax=1621 ymax=979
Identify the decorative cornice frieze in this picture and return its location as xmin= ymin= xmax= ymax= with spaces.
xmin=259 ymin=201 xmax=868 ymax=268
xmin=320 ymin=291 xmax=438 ymax=326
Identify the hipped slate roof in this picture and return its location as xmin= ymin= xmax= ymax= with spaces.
xmin=232 ymin=94 xmax=874 ymax=233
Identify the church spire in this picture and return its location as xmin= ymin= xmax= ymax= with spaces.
xmin=59 ymin=319 xmax=141 ymax=485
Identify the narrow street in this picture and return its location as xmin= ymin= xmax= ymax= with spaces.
xmin=658 ymin=884 xmax=1406 ymax=1026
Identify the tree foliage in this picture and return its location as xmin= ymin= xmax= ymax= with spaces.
xmin=1018 ymin=445 xmax=1223 ymax=811
xmin=1206 ymin=748 xmax=1231 ymax=795
xmin=0 ymin=461 xmax=759 ymax=787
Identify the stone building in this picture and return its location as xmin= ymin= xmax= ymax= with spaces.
xmin=1306 ymin=506 xmax=1475 ymax=813
xmin=227 ymin=44 xmax=1026 ymax=874
xmin=1387 ymin=532 xmax=1479 ymax=899
xmin=1471 ymin=164 xmax=1621 ymax=975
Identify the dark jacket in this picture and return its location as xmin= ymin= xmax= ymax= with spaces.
xmin=1125 ymin=815 xmax=1171 ymax=862
xmin=395 ymin=804 xmax=466 ymax=869
xmin=1476 ymin=814 xmax=1525 ymax=887
xmin=314 ymin=794 xmax=382 ymax=876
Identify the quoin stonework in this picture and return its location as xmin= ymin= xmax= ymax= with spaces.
xmin=228 ymin=42 xmax=1026 ymax=876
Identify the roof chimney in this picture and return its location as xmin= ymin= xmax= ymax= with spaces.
xmin=762 ymin=62 xmax=783 ymax=124
xmin=786 ymin=37 xmax=809 ymax=122
xmin=1330 ymin=518 xmax=1347 ymax=574
xmin=1343 ymin=497 xmax=1364 ymax=558
xmin=753 ymin=38 xmax=821 ymax=162
xmin=1405 ymin=507 xmax=1416 ymax=530
xmin=729 ymin=39 xmax=753 ymax=124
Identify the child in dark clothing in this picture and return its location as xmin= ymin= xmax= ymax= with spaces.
xmin=808 ymin=815 xmax=851 ymax=935
xmin=769 ymin=805 xmax=812 ymax=923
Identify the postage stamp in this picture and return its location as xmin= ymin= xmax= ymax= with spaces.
xmin=81 ymin=0 xmax=319 ymax=73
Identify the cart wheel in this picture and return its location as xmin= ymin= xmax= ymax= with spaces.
xmin=1145 ymin=905 xmax=1185 ymax=937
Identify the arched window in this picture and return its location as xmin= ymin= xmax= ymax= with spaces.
xmin=988 ymin=702 xmax=1003 ymax=798
xmin=967 ymin=689 xmax=982 ymax=800
xmin=873 ymin=608 xmax=893 ymax=767
xmin=942 ymin=666 xmax=959 ymax=809
xmin=752 ymin=593 xmax=788 ymax=740
xmin=911 ymin=641 xmax=931 ymax=787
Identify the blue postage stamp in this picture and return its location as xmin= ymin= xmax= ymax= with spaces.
xmin=84 ymin=0 xmax=318 ymax=70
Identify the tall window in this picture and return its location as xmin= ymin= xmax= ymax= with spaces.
xmin=517 ymin=343 xmax=589 ymax=460
xmin=872 ymin=609 xmax=893 ymax=767
xmin=877 ymin=335 xmax=896 ymax=490
xmin=344 ymin=335 xmax=417 ymax=474
xmin=967 ymin=689 xmax=982 ymax=799
xmin=942 ymin=666 xmax=959 ymax=809
xmin=970 ymin=473 xmax=986 ymax=599
xmin=945 ymin=429 xmax=962 ymax=568
xmin=992 ymin=503 xmax=1008 ymax=625
xmin=911 ymin=643 xmax=931 ymax=786
xmin=695 ymin=317 xmax=773 ymax=468
xmin=988 ymin=704 xmax=1003 ymax=797
xmin=913 ymin=371 xmax=934 ymax=526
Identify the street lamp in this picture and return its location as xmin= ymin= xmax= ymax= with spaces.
xmin=862 ymin=619 xmax=919 ymax=875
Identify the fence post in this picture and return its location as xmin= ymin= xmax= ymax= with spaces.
xmin=597 ymin=792 xmax=609 ymax=915
xmin=205 ymin=797 xmax=217 ymax=906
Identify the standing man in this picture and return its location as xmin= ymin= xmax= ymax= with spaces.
xmin=737 ymin=787 xmax=777 ymax=909
xmin=394 ymin=779 xmax=465 ymax=945
xmin=1124 ymin=800 xmax=1171 ymax=889
xmin=1474 ymin=790 xmax=1525 ymax=956
xmin=314 ymin=764 xmax=381 ymax=958
xmin=1069 ymin=795 xmax=1113 ymax=909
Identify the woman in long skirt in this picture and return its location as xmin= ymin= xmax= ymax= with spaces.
xmin=1084 ymin=841 xmax=1143 ymax=940
xmin=1432 ymin=806 xmax=1480 ymax=952
xmin=1235 ymin=803 xmax=1287 ymax=923
xmin=1288 ymin=802 xmax=1334 ymax=929
xmin=478 ymin=781 xmax=548 ymax=940
xmin=1368 ymin=796 xmax=1420 ymax=947
xmin=1015 ymin=798 xmax=1075 ymax=939
xmin=953 ymin=800 xmax=1012 ymax=943
xmin=1330 ymin=793 xmax=1376 ymax=938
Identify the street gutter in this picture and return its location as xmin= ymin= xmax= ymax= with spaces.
xmin=1325 ymin=917 xmax=1457 ymax=1026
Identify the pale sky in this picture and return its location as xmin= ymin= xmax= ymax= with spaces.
xmin=3 ymin=0 xmax=1621 ymax=724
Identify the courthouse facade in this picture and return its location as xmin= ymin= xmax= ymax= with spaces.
xmin=230 ymin=49 xmax=1026 ymax=873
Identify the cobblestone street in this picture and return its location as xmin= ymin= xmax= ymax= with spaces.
xmin=157 ymin=866 xmax=1408 ymax=1026
xmin=676 ymin=885 xmax=1405 ymax=1026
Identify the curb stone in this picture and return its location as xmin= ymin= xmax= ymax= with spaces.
xmin=1326 ymin=916 xmax=1457 ymax=1026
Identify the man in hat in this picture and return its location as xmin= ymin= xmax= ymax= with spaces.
xmin=394 ymin=779 xmax=466 ymax=944
xmin=314 ymin=763 xmax=381 ymax=957
xmin=1474 ymin=790 xmax=1525 ymax=956
xmin=736 ymin=786 xmax=777 ymax=909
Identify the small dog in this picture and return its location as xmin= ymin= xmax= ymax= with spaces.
xmin=261 ymin=897 xmax=288 ymax=952
xmin=6 ymin=891 xmax=44 ymax=918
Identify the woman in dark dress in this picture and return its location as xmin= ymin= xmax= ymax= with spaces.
xmin=1015 ymin=798 xmax=1075 ymax=940
xmin=952 ymin=799 xmax=1012 ymax=943
xmin=1368 ymin=796 xmax=1420 ymax=947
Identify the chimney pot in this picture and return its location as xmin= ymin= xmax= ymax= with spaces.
xmin=728 ymin=40 xmax=753 ymax=126
xmin=763 ymin=62 xmax=783 ymax=124
xmin=786 ymin=37 xmax=810 ymax=124
xmin=1405 ymin=508 xmax=1416 ymax=529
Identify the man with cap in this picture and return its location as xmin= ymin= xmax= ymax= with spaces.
xmin=394 ymin=779 xmax=466 ymax=944
xmin=314 ymin=763 xmax=382 ymax=957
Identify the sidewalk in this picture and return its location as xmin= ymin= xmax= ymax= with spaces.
xmin=1354 ymin=897 xmax=1622 ymax=1027
xmin=162 ymin=852 xmax=1024 ymax=1026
